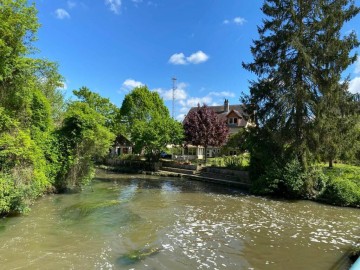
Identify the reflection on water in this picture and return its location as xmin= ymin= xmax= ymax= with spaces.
xmin=0 ymin=170 xmax=359 ymax=270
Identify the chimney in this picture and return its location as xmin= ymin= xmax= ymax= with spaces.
xmin=224 ymin=99 xmax=229 ymax=112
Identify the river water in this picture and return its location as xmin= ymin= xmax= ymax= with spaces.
xmin=0 ymin=170 xmax=359 ymax=270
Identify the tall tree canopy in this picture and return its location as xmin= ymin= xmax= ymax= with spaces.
xmin=56 ymin=102 xmax=115 ymax=191
xmin=120 ymin=86 xmax=169 ymax=129
xmin=243 ymin=0 xmax=359 ymax=172
xmin=73 ymin=87 xmax=124 ymax=134
xmin=0 ymin=0 xmax=65 ymax=214
xmin=183 ymin=105 xmax=229 ymax=162
xmin=120 ymin=86 xmax=183 ymax=160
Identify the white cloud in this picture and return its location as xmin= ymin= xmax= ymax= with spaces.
xmin=55 ymin=9 xmax=70 ymax=19
xmin=176 ymin=96 xmax=213 ymax=121
xmin=187 ymin=51 xmax=209 ymax=64
xmin=132 ymin=0 xmax=143 ymax=3
xmin=184 ymin=96 xmax=213 ymax=108
xmin=209 ymin=91 xmax=235 ymax=98
xmin=223 ymin=16 xmax=246 ymax=26
xmin=105 ymin=0 xmax=121 ymax=14
xmin=349 ymin=77 xmax=360 ymax=94
xmin=122 ymin=78 xmax=144 ymax=90
xmin=169 ymin=53 xmax=187 ymax=65
xmin=168 ymin=51 xmax=209 ymax=65
xmin=67 ymin=1 xmax=76 ymax=9
xmin=155 ymin=82 xmax=188 ymax=101
xmin=233 ymin=17 xmax=246 ymax=25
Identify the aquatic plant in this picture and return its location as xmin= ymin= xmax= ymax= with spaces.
xmin=116 ymin=246 xmax=161 ymax=265
xmin=61 ymin=200 xmax=119 ymax=220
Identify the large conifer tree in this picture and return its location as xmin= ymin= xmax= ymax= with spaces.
xmin=243 ymin=0 xmax=359 ymax=171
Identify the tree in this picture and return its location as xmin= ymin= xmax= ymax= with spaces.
xmin=221 ymin=128 xmax=249 ymax=155
xmin=132 ymin=115 xmax=184 ymax=161
xmin=73 ymin=87 xmax=123 ymax=134
xmin=309 ymin=1 xmax=360 ymax=168
xmin=183 ymin=104 xmax=229 ymax=162
xmin=242 ymin=0 xmax=359 ymax=175
xmin=56 ymin=102 xmax=115 ymax=191
xmin=120 ymin=86 xmax=183 ymax=160
xmin=0 ymin=0 xmax=65 ymax=214
xmin=243 ymin=0 xmax=359 ymax=170
xmin=120 ymin=86 xmax=169 ymax=129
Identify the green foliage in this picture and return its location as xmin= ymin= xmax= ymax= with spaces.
xmin=120 ymin=86 xmax=183 ymax=161
xmin=120 ymin=86 xmax=169 ymax=129
xmin=207 ymin=154 xmax=250 ymax=170
xmin=221 ymin=129 xmax=249 ymax=155
xmin=73 ymin=87 xmax=123 ymax=134
xmin=321 ymin=164 xmax=360 ymax=207
xmin=56 ymin=102 xmax=115 ymax=191
xmin=252 ymin=158 xmax=328 ymax=199
xmin=242 ymin=0 xmax=360 ymax=201
xmin=132 ymin=115 xmax=184 ymax=161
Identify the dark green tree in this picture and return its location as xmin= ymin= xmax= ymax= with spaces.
xmin=243 ymin=0 xmax=359 ymax=171
xmin=310 ymin=1 xmax=360 ymax=167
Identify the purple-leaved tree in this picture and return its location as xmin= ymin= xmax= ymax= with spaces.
xmin=183 ymin=104 xmax=229 ymax=162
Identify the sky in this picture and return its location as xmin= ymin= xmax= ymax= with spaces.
xmin=34 ymin=0 xmax=360 ymax=120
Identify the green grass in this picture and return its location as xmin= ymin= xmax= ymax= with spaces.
xmin=322 ymin=164 xmax=360 ymax=185
xmin=321 ymin=164 xmax=360 ymax=207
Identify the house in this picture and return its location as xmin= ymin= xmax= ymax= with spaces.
xmin=109 ymin=135 xmax=132 ymax=156
xmin=175 ymin=100 xmax=250 ymax=160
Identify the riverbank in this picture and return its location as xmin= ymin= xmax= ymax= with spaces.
xmin=98 ymin=162 xmax=360 ymax=208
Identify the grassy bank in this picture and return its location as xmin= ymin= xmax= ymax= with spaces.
xmin=321 ymin=164 xmax=360 ymax=207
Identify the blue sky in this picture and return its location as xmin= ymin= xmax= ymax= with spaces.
xmin=34 ymin=0 xmax=360 ymax=120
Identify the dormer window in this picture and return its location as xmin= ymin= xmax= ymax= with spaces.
xmin=228 ymin=117 xmax=238 ymax=125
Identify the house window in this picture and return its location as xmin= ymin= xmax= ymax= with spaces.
xmin=229 ymin=150 xmax=237 ymax=156
xmin=123 ymin=148 xmax=128 ymax=154
xmin=228 ymin=117 xmax=238 ymax=125
xmin=188 ymin=148 xmax=196 ymax=155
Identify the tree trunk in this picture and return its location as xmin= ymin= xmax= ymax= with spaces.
xmin=328 ymin=158 xmax=333 ymax=169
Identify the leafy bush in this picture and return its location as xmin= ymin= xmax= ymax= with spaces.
xmin=321 ymin=178 xmax=360 ymax=207
xmin=207 ymin=154 xmax=249 ymax=170
xmin=281 ymin=159 xmax=306 ymax=197
xmin=251 ymin=163 xmax=283 ymax=195
xmin=320 ymin=164 xmax=360 ymax=207
xmin=224 ymin=155 xmax=244 ymax=169
xmin=251 ymin=158 xmax=328 ymax=199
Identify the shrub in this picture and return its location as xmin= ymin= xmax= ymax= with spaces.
xmin=224 ymin=155 xmax=244 ymax=169
xmin=321 ymin=178 xmax=360 ymax=207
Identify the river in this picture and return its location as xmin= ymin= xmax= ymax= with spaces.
xmin=0 ymin=170 xmax=359 ymax=269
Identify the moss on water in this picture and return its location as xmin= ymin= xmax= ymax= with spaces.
xmin=116 ymin=246 xmax=161 ymax=265
xmin=61 ymin=200 xmax=120 ymax=220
